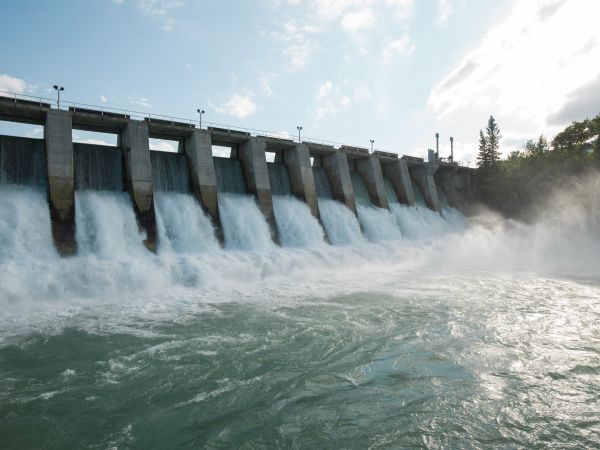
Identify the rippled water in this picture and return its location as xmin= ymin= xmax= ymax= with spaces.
xmin=1 ymin=176 xmax=600 ymax=449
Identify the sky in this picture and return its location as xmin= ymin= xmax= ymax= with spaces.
xmin=1 ymin=0 xmax=600 ymax=163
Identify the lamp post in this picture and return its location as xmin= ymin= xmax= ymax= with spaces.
xmin=450 ymin=136 xmax=454 ymax=162
xmin=197 ymin=109 xmax=205 ymax=129
xmin=297 ymin=125 xmax=302 ymax=143
xmin=435 ymin=132 xmax=439 ymax=159
xmin=53 ymin=85 xmax=64 ymax=109
xmin=370 ymin=139 xmax=374 ymax=154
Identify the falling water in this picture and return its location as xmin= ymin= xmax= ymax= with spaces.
xmin=313 ymin=166 xmax=333 ymax=199
xmin=267 ymin=163 xmax=292 ymax=196
xmin=155 ymin=192 xmax=218 ymax=253
xmin=214 ymin=157 xmax=246 ymax=194
xmin=272 ymin=195 xmax=325 ymax=247
xmin=75 ymin=191 xmax=147 ymax=257
xmin=74 ymin=144 xmax=123 ymax=191
xmin=218 ymin=193 xmax=273 ymax=250
xmin=0 ymin=136 xmax=46 ymax=187
xmin=150 ymin=151 xmax=190 ymax=193
xmin=317 ymin=198 xmax=365 ymax=245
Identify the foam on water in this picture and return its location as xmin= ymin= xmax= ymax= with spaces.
xmin=272 ymin=195 xmax=325 ymax=247
xmin=391 ymin=203 xmax=460 ymax=240
xmin=317 ymin=198 xmax=365 ymax=245
xmin=218 ymin=193 xmax=274 ymax=250
xmin=357 ymin=204 xmax=402 ymax=242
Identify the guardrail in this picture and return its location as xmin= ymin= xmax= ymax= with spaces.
xmin=0 ymin=89 xmax=472 ymax=168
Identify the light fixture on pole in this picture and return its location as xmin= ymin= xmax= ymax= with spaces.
xmin=450 ymin=136 xmax=454 ymax=162
xmin=370 ymin=139 xmax=374 ymax=154
xmin=53 ymin=85 xmax=64 ymax=109
xmin=297 ymin=125 xmax=303 ymax=143
xmin=197 ymin=109 xmax=205 ymax=129
xmin=435 ymin=132 xmax=439 ymax=158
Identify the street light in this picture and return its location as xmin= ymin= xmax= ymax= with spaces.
xmin=53 ymin=85 xmax=64 ymax=109
xmin=370 ymin=139 xmax=374 ymax=154
xmin=297 ymin=125 xmax=303 ymax=143
xmin=450 ymin=136 xmax=454 ymax=162
xmin=197 ymin=109 xmax=205 ymax=129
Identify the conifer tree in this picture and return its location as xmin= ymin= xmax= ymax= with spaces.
xmin=477 ymin=129 xmax=488 ymax=168
xmin=485 ymin=115 xmax=502 ymax=164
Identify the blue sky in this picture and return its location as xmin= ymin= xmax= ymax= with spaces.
xmin=2 ymin=0 xmax=599 ymax=163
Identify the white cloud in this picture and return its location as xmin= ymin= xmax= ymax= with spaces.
xmin=211 ymin=93 xmax=257 ymax=118
xmin=149 ymin=140 xmax=177 ymax=152
xmin=382 ymin=32 xmax=415 ymax=61
xmin=317 ymin=80 xmax=333 ymax=99
xmin=116 ymin=0 xmax=184 ymax=32
xmin=260 ymin=73 xmax=276 ymax=96
xmin=0 ymin=74 xmax=28 ymax=94
xmin=428 ymin=0 xmax=600 ymax=157
xmin=130 ymin=96 xmax=152 ymax=108
xmin=274 ymin=20 xmax=318 ymax=69
xmin=437 ymin=0 xmax=453 ymax=25
xmin=313 ymin=81 xmax=352 ymax=119
xmin=341 ymin=9 xmax=375 ymax=32
xmin=100 ymin=95 xmax=108 ymax=103
xmin=385 ymin=0 xmax=414 ymax=20
xmin=76 ymin=138 xmax=114 ymax=146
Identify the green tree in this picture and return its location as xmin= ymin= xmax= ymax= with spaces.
xmin=477 ymin=129 xmax=488 ymax=168
xmin=485 ymin=115 xmax=502 ymax=164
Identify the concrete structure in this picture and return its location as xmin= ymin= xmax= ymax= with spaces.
xmin=119 ymin=120 xmax=157 ymax=252
xmin=354 ymin=155 xmax=389 ymax=209
xmin=45 ymin=110 xmax=76 ymax=256
xmin=408 ymin=161 xmax=441 ymax=212
xmin=321 ymin=150 xmax=357 ymax=215
xmin=436 ymin=163 xmax=472 ymax=211
xmin=238 ymin=136 xmax=279 ymax=243
xmin=184 ymin=129 xmax=222 ymax=240
xmin=377 ymin=154 xmax=415 ymax=205
xmin=282 ymin=143 xmax=319 ymax=219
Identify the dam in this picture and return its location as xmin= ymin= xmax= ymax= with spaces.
xmin=0 ymin=94 xmax=473 ymax=255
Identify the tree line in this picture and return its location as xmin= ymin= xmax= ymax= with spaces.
xmin=473 ymin=113 xmax=600 ymax=219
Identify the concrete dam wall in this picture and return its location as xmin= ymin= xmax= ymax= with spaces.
xmin=0 ymin=98 xmax=473 ymax=255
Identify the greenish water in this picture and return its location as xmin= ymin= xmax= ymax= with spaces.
xmin=2 ymin=275 xmax=600 ymax=449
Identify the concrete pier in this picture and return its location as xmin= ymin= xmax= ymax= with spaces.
xmin=322 ymin=150 xmax=357 ymax=214
xmin=282 ymin=143 xmax=319 ymax=218
xmin=238 ymin=136 xmax=279 ymax=242
xmin=45 ymin=110 xmax=76 ymax=256
xmin=355 ymin=155 xmax=389 ymax=209
xmin=409 ymin=162 xmax=441 ymax=212
xmin=436 ymin=164 xmax=473 ymax=211
xmin=184 ymin=129 xmax=222 ymax=240
xmin=382 ymin=159 xmax=415 ymax=205
xmin=119 ymin=120 xmax=157 ymax=252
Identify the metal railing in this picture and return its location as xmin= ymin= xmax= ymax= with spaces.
xmin=0 ymin=89 xmax=472 ymax=167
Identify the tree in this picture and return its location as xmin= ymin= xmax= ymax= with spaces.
xmin=477 ymin=115 xmax=502 ymax=168
xmin=524 ymin=135 xmax=549 ymax=158
xmin=477 ymin=129 xmax=488 ymax=168
xmin=485 ymin=115 xmax=502 ymax=164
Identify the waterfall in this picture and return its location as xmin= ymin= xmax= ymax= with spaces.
xmin=218 ymin=193 xmax=273 ymax=250
xmin=313 ymin=167 xmax=333 ymax=199
xmin=267 ymin=163 xmax=292 ymax=196
xmin=74 ymin=144 xmax=123 ymax=191
xmin=273 ymin=195 xmax=325 ymax=247
xmin=350 ymin=171 xmax=371 ymax=206
xmin=412 ymin=180 xmax=427 ymax=206
xmin=75 ymin=191 xmax=147 ymax=257
xmin=214 ymin=157 xmax=246 ymax=194
xmin=0 ymin=136 xmax=46 ymax=187
xmin=0 ymin=186 xmax=56 ymax=262
xmin=384 ymin=177 xmax=399 ymax=203
xmin=390 ymin=203 xmax=462 ymax=240
xmin=155 ymin=192 xmax=218 ymax=253
xmin=357 ymin=205 xmax=402 ymax=242
xmin=317 ymin=198 xmax=365 ymax=245
xmin=150 ymin=151 xmax=190 ymax=193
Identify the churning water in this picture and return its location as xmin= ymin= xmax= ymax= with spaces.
xmin=1 ymin=175 xmax=600 ymax=449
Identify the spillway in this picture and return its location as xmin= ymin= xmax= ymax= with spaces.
xmin=273 ymin=195 xmax=325 ymax=247
xmin=151 ymin=151 xmax=190 ymax=193
xmin=74 ymin=144 xmax=123 ymax=191
xmin=218 ymin=193 xmax=273 ymax=250
xmin=0 ymin=136 xmax=46 ymax=188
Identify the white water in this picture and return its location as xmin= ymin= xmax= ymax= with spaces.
xmin=390 ymin=203 xmax=465 ymax=240
xmin=272 ymin=195 xmax=325 ymax=247
xmin=218 ymin=193 xmax=274 ymax=251
xmin=155 ymin=192 xmax=218 ymax=253
xmin=317 ymin=198 xmax=365 ymax=245
xmin=357 ymin=204 xmax=402 ymax=242
xmin=76 ymin=191 xmax=147 ymax=257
